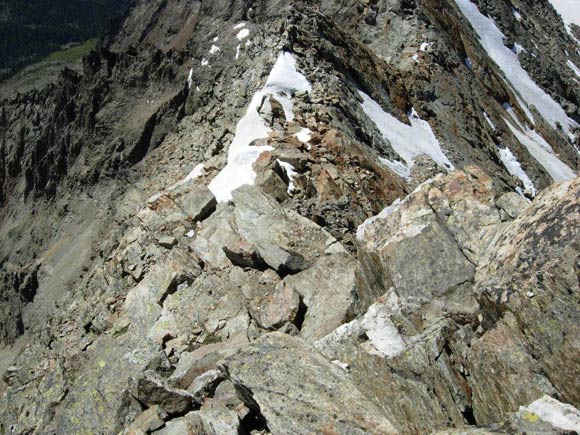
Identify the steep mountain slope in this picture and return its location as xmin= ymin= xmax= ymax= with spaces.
xmin=0 ymin=0 xmax=579 ymax=433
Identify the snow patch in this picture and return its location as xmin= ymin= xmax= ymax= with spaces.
xmin=295 ymin=127 xmax=313 ymax=144
xmin=236 ymin=28 xmax=250 ymax=41
xmin=455 ymin=0 xmax=579 ymax=136
xmin=356 ymin=199 xmax=402 ymax=241
xmin=358 ymin=91 xmax=454 ymax=180
xmin=420 ymin=41 xmax=430 ymax=51
xmin=512 ymin=8 xmax=523 ymax=21
xmin=201 ymin=58 xmax=209 ymax=67
xmin=548 ymin=0 xmax=580 ymax=27
xmin=512 ymin=42 xmax=526 ymax=55
xmin=208 ymin=52 xmax=311 ymax=202
xmin=360 ymin=302 xmax=407 ymax=358
xmin=331 ymin=360 xmax=350 ymax=371
xmin=498 ymin=147 xmax=536 ymax=196
xmin=504 ymin=115 xmax=576 ymax=182
xmin=184 ymin=163 xmax=205 ymax=182
xmin=520 ymin=395 xmax=580 ymax=431
xmin=235 ymin=45 xmax=241 ymax=60
xmin=277 ymin=159 xmax=298 ymax=194
xmin=209 ymin=45 xmax=220 ymax=54
xmin=233 ymin=22 xmax=246 ymax=29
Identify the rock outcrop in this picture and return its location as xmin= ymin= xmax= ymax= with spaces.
xmin=1 ymin=0 xmax=579 ymax=434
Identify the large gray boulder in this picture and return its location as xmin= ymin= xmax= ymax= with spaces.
xmin=220 ymin=332 xmax=399 ymax=435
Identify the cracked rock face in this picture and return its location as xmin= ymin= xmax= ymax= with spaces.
xmin=1 ymin=0 xmax=580 ymax=434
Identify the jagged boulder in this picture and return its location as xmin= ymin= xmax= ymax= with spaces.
xmin=220 ymin=332 xmax=399 ymax=435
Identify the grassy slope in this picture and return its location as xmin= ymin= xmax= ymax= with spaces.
xmin=0 ymin=0 xmax=130 ymax=80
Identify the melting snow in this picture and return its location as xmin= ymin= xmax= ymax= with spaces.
xmin=201 ymin=58 xmax=209 ymax=66
xmin=412 ymin=53 xmax=420 ymax=63
xmin=567 ymin=59 xmax=580 ymax=77
xmin=483 ymin=111 xmax=496 ymax=130
xmin=548 ymin=0 xmax=580 ymax=28
xmin=295 ymin=127 xmax=312 ymax=144
xmin=498 ymin=147 xmax=537 ymax=196
xmin=420 ymin=41 xmax=430 ymax=51
xmin=277 ymin=159 xmax=298 ymax=194
xmin=360 ymin=302 xmax=407 ymax=358
xmin=512 ymin=42 xmax=526 ymax=55
xmin=520 ymin=395 xmax=580 ymax=431
xmin=187 ymin=68 xmax=193 ymax=89
xmin=455 ymin=0 xmax=579 ymax=136
xmin=356 ymin=199 xmax=402 ymax=241
xmin=208 ymin=52 xmax=311 ymax=202
xmin=503 ymin=106 xmax=575 ymax=182
xmin=359 ymin=91 xmax=454 ymax=180
xmin=513 ymin=8 xmax=523 ymax=21
xmin=236 ymin=28 xmax=250 ymax=41
xmin=209 ymin=45 xmax=220 ymax=54
xmin=184 ymin=163 xmax=205 ymax=182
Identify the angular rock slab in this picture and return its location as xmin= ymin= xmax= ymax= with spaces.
xmin=231 ymin=185 xmax=337 ymax=274
xmin=281 ymin=252 xmax=358 ymax=342
xmin=221 ymin=332 xmax=399 ymax=435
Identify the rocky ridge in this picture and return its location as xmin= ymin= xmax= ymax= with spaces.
xmin=0 ymin=0 xmax=579 ymax=434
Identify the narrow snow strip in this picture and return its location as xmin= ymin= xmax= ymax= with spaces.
xmin=521 ymin=395 xmax=580 ymax=431
xmin=187 ymin=68 xmax=193 ymax=89
xmin=359 ymin=90 xmax=454 ymax=179
xmin=235 ymin=45 xmax=241 ymax=60
xmin=277 ymin=159 xmax=298 ymax=194
xmin=455 ymin=0 xmax=579 ymax=136
xmin=184 ymin=163 xmax=205 ymax=182
xmin=504 ymin=117 xmax=576 ymax=182
xmin=379 ymin=157 xmax=411 ymax=180
xmin=512 ymin=8 xmax=523 ymax=22
xmin=233 ymin=22 xmax=246 ymax=29
xmin=208 ymin=52 xmax=311 ymax=202
xmin=356 ymin=199 xmax=402 ymax=241
xmin=498 ymin=147 xmax=536 ymax=196
xmin=360 ymin=302 xmax=407 ymax=358
xmin=567 ymin=59 xmax=580 ymax=77
xmin=236 ymin=28 xmax=250 ymax=41
xmin=483 ymin=111 xmax=496 ymax=130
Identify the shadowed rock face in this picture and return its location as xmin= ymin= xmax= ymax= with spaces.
xmin=0 ymin=0 xmax=580 ymax=433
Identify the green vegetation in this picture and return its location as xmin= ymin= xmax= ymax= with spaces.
xmin=45 ymin=38 xmax=99 ymax=62
xmin=0 ymin=0 xmax=131 ymax=81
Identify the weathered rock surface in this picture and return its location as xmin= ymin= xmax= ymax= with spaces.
xmin=1 ymin=0 xmax=580 ymax=433
xmin=221 ymin=332 xmax=399 ymax=435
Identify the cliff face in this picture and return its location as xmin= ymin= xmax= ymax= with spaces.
xmin=0 ymin=0 xmax=579 ymax=433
